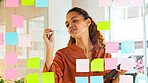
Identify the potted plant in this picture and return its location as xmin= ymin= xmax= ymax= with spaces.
xmin=0 ymin=76 xmax=4 ymax=83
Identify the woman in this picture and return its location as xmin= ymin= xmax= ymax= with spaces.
xmin=43 ymin=7 xmax=127 ymax=83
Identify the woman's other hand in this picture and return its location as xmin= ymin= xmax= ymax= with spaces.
xmin=112 ymin=69 xmax=128 ymax=83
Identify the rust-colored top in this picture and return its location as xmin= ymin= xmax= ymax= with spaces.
xmin=43 ymin=44 xmax=113 ymax=83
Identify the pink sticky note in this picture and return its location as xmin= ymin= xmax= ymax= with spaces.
xmin=129 ymin=0 xmax=143 ymax=7
xmin=18 ymin=34 xmax=31 ymax=47
xmin=6 ymin=0 xmax=19 ymax=7
xmin=76 ymin=59 xmax=89 ymax=72
xmin=105 ymin=42 xmax=119 ymax=53
xmin=120 ymin=75 xmax=133 ymax=83
xmin=121 ymin=58 xmax=134 ymax=71
xmin=114 ymin=0 xmax=128 ymax=6
xmin=98 ymin=0 xmax=112 ymax=7
xmin=105 ymin=58 xmax=118 ymax=70
xmin=0 ymin=33 xmax=4 ymax=45
xmin=5 ymin=53 xmax=18 ymax=65
xmin=4 ymin=68 xmax=18 ymax=79
xmin=12 ymin=15 xmax=24 ymax=27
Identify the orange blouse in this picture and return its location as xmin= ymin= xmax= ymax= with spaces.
xmin=43 ymin=44 xmax=113 ymax=83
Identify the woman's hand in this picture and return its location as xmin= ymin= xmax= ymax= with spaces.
xmin=43 ymin=28 xmax=54 ymax=49
xmin=112 ymin=69 xmax=128 ymax=83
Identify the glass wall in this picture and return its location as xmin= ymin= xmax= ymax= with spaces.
xmin=0 ymin=0 xmax=48 ymax=82
xmin=110 ymin=0 xmax=147 ymax=78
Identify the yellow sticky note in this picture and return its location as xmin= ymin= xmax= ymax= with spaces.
xmin=27 ymin=57 xmax=40 ymax=69
xmin=21 ymin=0 xmax=35 ymax=6
xmin=26 ymin=73 xmax=39 ymax=83
xmin=41 ymin=72 xmax=55 ymax=83
xmin=91 ymin=58 xmax=104 ymax=72
xmin=97 ymin=21 xmax=110 ymax=30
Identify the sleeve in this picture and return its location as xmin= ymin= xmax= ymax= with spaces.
xmin=43 ymin=50 xmax=65 ymax=83
xmin=104 ymin=53 xmax=114 ymax=83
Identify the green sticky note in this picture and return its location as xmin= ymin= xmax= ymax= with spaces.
xmin=41 ymin=72 xmax=55 ymax=83
xmin=26 ymin=73 xmax=39 ymax=83
xmin=21 ymin=0 xmax=35 ymax=6
xmin=27 ymin=57 xmax=40 ymax=69
xmin=97 ymin=21 xmax=110 ymax=30
xmin=91 ymin=58 xmax=104 ymax=72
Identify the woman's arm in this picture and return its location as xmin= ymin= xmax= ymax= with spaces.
xmin=45 ymin=47 xmax=54 ymax=71
xmin=43 ymin=28 xmax=54 ymax=71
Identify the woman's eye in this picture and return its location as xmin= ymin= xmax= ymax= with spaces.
xmin=73 ymin=20 xmax=78 ymax=23
xmin=66 ymin=24 xmax=69 ymax=27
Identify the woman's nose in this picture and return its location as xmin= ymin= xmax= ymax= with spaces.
xmin=69 ymin=24 xmax=76 ymax=29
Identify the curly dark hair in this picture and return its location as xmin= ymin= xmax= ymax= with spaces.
xmin=67 ymin=7 xmax=106 ymax=58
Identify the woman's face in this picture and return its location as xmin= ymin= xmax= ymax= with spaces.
xmin=65 ymin=11 xmax=91 ymax=38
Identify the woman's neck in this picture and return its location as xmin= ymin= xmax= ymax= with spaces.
xmin=75 ymin=34 xmax=92 ymax=53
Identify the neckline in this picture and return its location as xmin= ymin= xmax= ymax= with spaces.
xmin=71 ymin=43 xmax=85 ymax=53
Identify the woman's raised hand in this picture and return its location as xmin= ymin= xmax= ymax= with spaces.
xmin=43 ymin=28 xmax=54 ymax=49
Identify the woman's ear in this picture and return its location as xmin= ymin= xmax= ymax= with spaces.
xmin=86 ymin=18 xmax=91 ymax=26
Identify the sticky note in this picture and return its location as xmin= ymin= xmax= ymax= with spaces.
xmin=114 ymin=0 xmax=128 ymax=6
xmin=5 ymin=32 xmax=18 ymax=45
xmin=105 ymin=42 xmax=119 ymax=53
xmin=0 ymin=33 xmax=4 ymax=45
xmin=121 ymin=58 xmax=134 ymax=71
xmin=129 ymin=0 xmax=143 ymax=7
xmin=4 ymin=68 xmax=18 ymax=79
xmin=27 ymin=57 xmax=40 ymax=69
xmin=18 ymin=34 xmax=31 ymax=47
xmin=91 ymin=58 xmax=104 ymax=72
xmin=21 ymin=0 xmax=35 ymax=6
xmin=41 ymin=72 xmax=55 ymax=83
xmin=97 ymin=21 xmax=110 ymax=30
xmin=135 ymin=76 xmax=147 ymax=83
xmin=105 ymin=58 xmax=118 ymax=70
xmin=90 ymin=76 xmax=103 ymax=83
xmin=35 ymin=0 xmax=48 ymax=7
xmin=6 ymin=0 xmax=19 ymax=7
xmin=98 ymin=0 xmax=112 ymax=7
xmin=121 ymin=41 xmax=135 ymax=54
xmin=12 ymin=15 xmax=24 ymax=27
xmin=26 ymin=73 xmax=39 ymax=83
xmin=76 ymin=59 xmax=89 ymax=72
xmin=120 ymin=75 xmax=133 ymax=83
xmin=75 ymin=77 xmax=88 ymax=83
xmin=5 ymin=53 xmax=18 ymax=65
